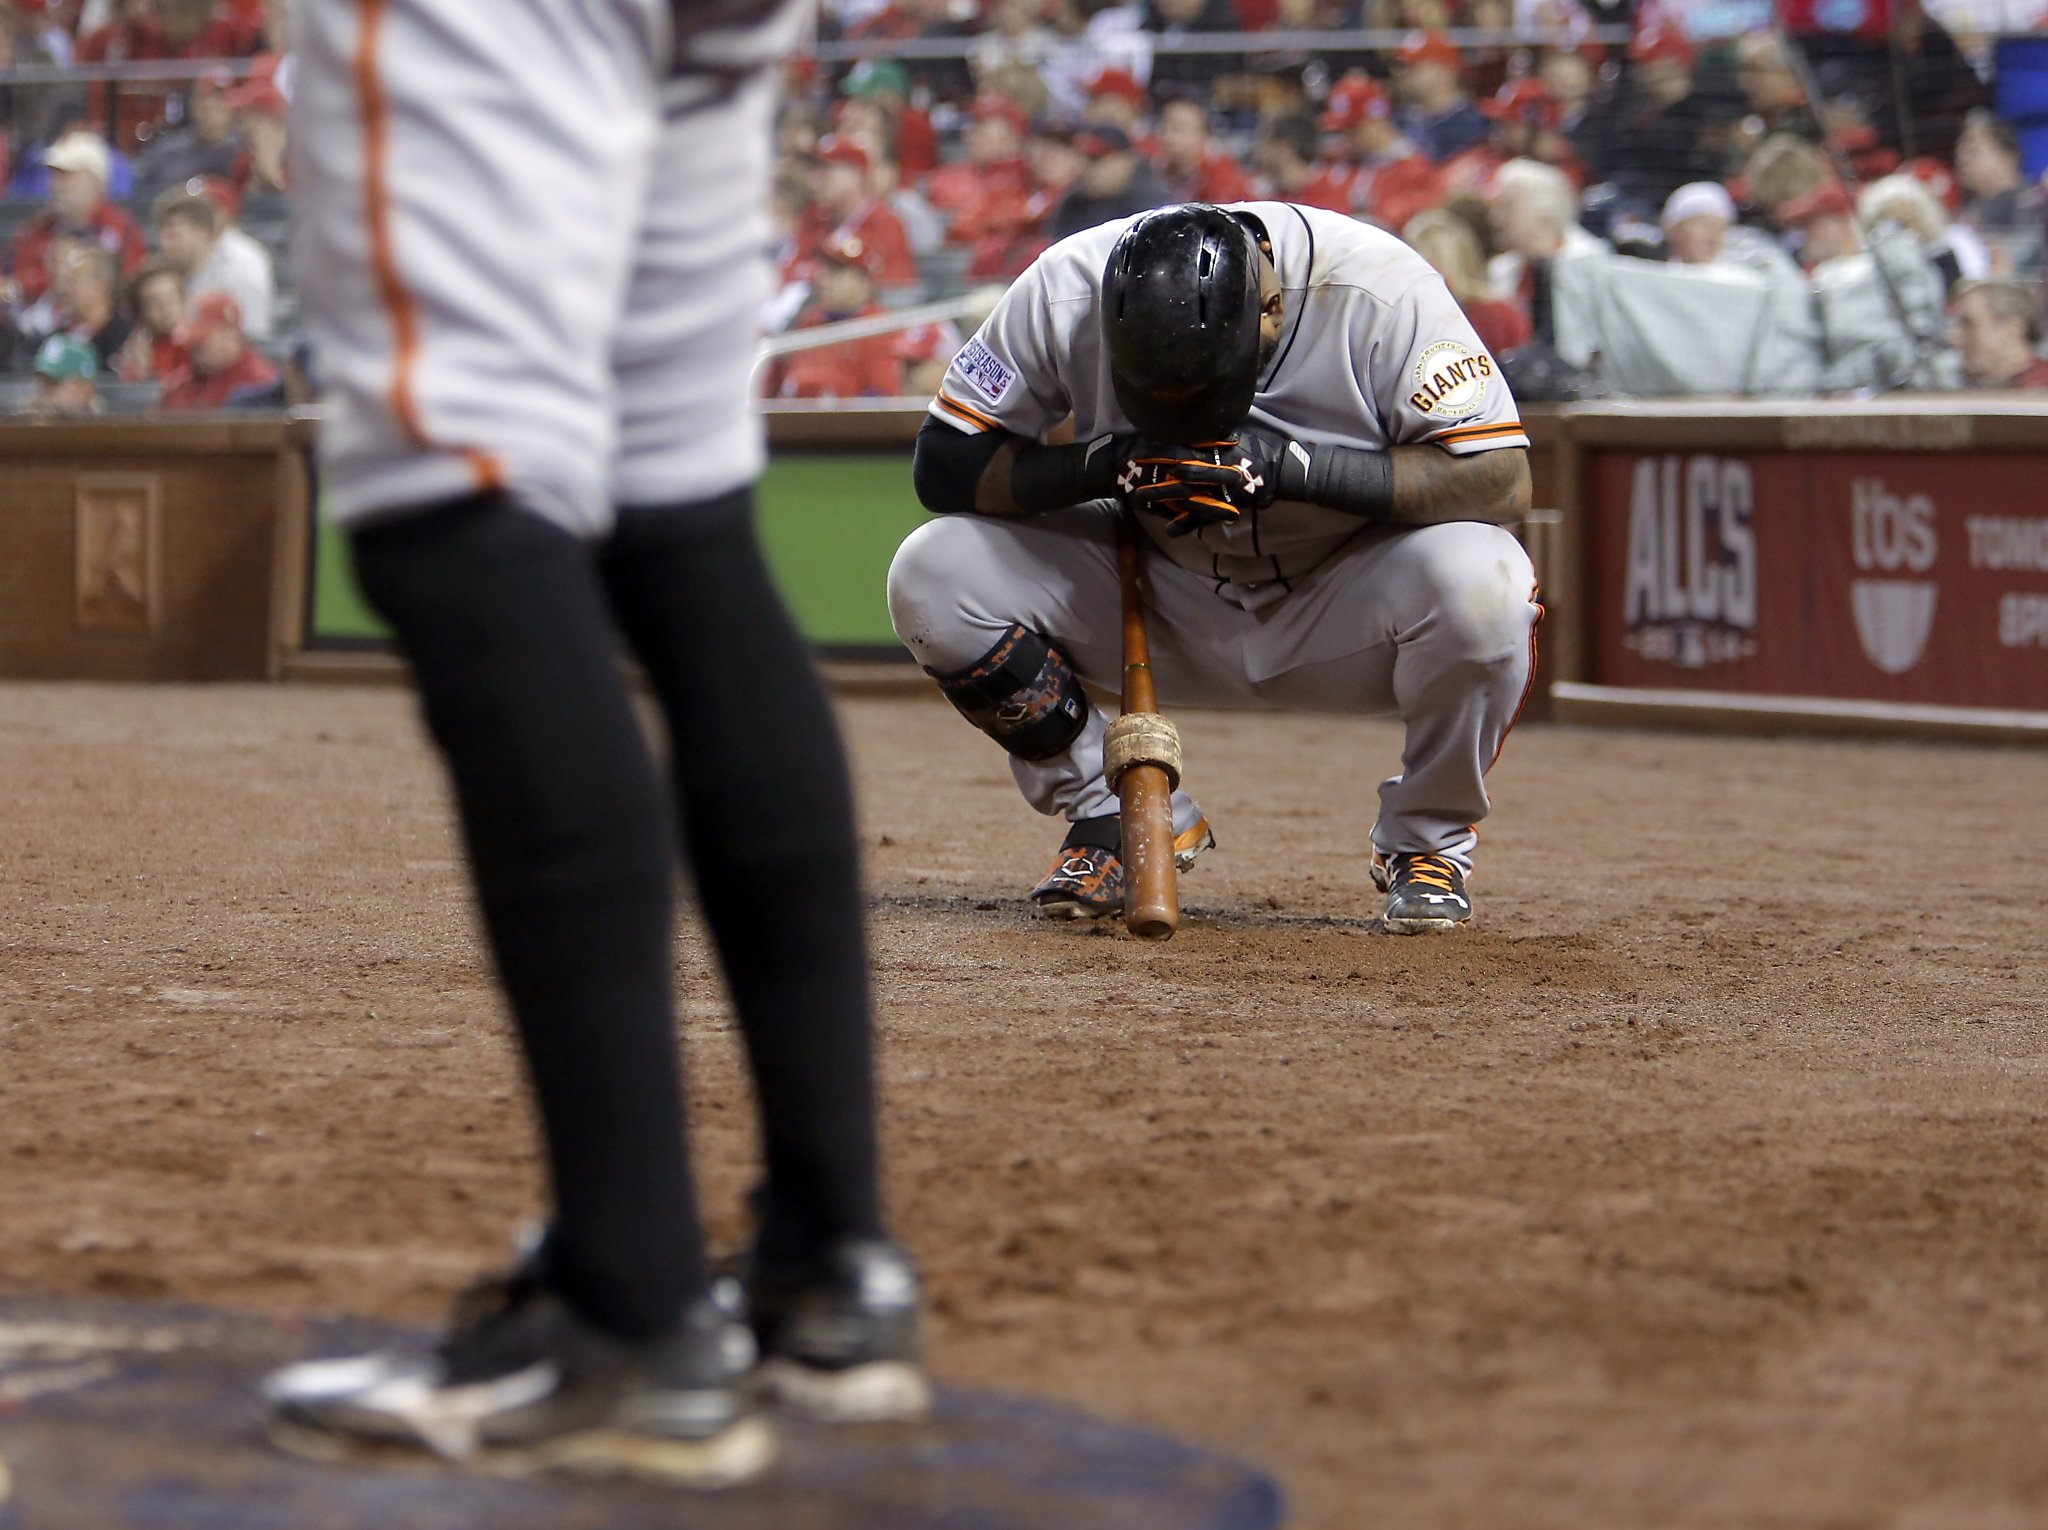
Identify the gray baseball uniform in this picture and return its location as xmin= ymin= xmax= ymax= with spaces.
xmin=293 ymin=0 xmax=803 ymax=536
xmin=887 ymin=202 xmax=1540 ymax=873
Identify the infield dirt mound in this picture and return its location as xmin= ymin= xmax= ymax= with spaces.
xmin=2 ymin=683 xmax=2045 ymax=1530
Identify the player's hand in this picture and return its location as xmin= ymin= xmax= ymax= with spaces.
xmin=1115 ymin=440 xmax=1247 ymax=537
xmin=1151 ymin=429 xmax=1310 ymax=515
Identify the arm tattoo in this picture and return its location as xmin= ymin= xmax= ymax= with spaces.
xmin=1386 ymin=445 xmax=1532 ymax=527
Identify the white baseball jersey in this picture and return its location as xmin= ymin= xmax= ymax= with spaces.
xmin=927 ymin=202 xmax=1528 ymax=608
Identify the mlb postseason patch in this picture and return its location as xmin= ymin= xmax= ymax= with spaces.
xmin=1409 ymin=340 xmax=1493 ymax=420
xmin=955 ymin=338 xmax=1016 ymax=404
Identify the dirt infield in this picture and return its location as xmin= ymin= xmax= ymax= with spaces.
xmin=3 ymin=681 xmax=2047 ymax=1530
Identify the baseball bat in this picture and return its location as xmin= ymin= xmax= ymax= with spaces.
xmin=1115 ymin=512 xmax=1180 ymax=941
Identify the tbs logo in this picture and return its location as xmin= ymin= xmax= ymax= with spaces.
xmin=1848 ymin=478 xmax=1937 ymax=675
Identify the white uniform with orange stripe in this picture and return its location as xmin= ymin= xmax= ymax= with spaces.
xmin=888 ymin=201 xmax=1541 ymax=873
xmin=292 ymin=0 xmax=801 ymax=535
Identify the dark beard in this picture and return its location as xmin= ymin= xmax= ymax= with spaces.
xmin=1256 ymin=322 xmax=1282 ymax=373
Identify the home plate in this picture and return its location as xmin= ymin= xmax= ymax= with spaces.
xmin=0 ymin=1296 xmax=1284 ymax=1530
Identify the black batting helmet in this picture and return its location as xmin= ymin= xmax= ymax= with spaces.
xmin=1101 ymin=204 xmax=1263 ymax=442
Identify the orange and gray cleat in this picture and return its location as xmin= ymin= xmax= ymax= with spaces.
xmin=1030 ymin=812 xmax=1214 ymax=921
xmin=1374 ymin=851 xmax=1472 ymax=934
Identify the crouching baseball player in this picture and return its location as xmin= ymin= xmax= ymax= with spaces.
xmin=888 ymin=203 xmax=1540 ymax=932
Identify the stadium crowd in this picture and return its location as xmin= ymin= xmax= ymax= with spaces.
xmin=8 ymin=0 xmax=2048 ymax=408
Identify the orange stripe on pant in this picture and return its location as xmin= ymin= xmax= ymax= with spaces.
xmin=351 ymin=0 xmax=504 ymax=495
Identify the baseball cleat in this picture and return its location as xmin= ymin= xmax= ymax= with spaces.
xmin=731 ymin=1238 xmax=931 ymax=1423
xmin=1377 ymin=851 xmax=1472 ymax=934
xmin=264 ymin=1258 xmax=772 ymax=1486
xmin=1029 ymin=813 xmax=1213 ymax=920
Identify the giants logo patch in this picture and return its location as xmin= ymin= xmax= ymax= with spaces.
xmin=955 ymin=338 xmax=1016 ymax=404
xmin=1409 ymin=341 xmax=1492 ymax=420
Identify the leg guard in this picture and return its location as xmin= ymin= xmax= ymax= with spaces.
xmin=928 ymin=624 xmax=1089 ymax=763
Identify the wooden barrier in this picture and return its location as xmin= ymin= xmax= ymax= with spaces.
xmin=3 ymin=400 xmax=2043 ymax=743
xmin=0 ymin=416 xmax=312 ymax=682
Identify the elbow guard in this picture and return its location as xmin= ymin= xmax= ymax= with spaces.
xmin=913 ymin=415 xmax=1007 ymax=515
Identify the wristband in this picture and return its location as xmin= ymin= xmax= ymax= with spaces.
xmin=1297 ymin=443 xmax=1395 ymax=521
xmin=1008 ymin=434 xmax=1125 ymax=515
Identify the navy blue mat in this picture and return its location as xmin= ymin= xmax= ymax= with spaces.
xmin=0 ymin=1297 xmax=1285 ymax=1529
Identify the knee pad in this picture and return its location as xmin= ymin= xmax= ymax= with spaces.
xmin=928 ymin=624 xmax=1089 ymax=762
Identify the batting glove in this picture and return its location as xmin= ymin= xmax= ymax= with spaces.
xmin=1115 ymin=441 xmax=1247 ymax=536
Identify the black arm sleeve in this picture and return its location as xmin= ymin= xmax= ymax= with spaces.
xmin=912 ymin=415 xmax=1127 ymax=517
xmin=1298 ymin=443 xmax=1396 ymax=521
xmin=912 ymin=415 xmax=1010 ymax=515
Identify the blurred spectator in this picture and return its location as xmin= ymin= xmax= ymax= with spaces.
xmin=1586 ymin=15 xmax=1725 ymax=214
xmin=1800 ymin=2 xmax=1985 ymax=162
xmin=1947 ymin=279 xmax=2048 ymax=387
xmin=1445 ymin=77 xmax=1572 ymax=196
xmin=1048 ymin=123 xmax=1171 ymax=238
xmin=796 ymin=135 xmax=918 ymax=286
xmin=1320 ymin=72 xmax=1442 ymax=231
xmin=1252 ymin=110 xmax=1348 ymax=212
xmin=1403 ymin=207 xmax=1532 ymax=354
xmin=1538 ymin=39 xmax=1601 ymax=137
xmin=1777 ymin=181 xmax=1859 ymax=269
xmin=10 ymin=133 xmax=146 ymax=305
xmin=160 ymin=0 xmax=261 ymax=54
xmin=927 ymin=94 xmax=1031 ymax=229
xmin=1081 ymin=66 xmax=1149 ymax=134
xmin=228 ymin=71 xmax=288 ymax=195
xmin=114 ymin=258 xmax=183 ymax=380
xmin=154 ymin=185 xmax=273 ymax=339
xmin=1152 ymin=96 xmax=1248 ymax=205
xmin=76 ymin=0 xmax=165 ymax=65
xmin=1487 ymin=157 xmax=1603 ymax=309
xmin=1660 ymin=180 xmax=1736 ymax=267
xmin=1142 ymin=0 xmax=1235 ymax=97
xmin=1734 ymin=34 xmax=1811 ymax=135
xmin=155 ymin=290 xmax=277 ymax=409
xmin=25 ymin=332 xmax=103 ymax=416
xmin=1395 ymin=30 xmax=1488 ymax=163
xmin=768 ymin=236 xmax=904 ymax=398
xmin=969 ymin=0 xmax=1063 ymax=87
xmin=9 ymin=99 xmax=137 ymax=200
xmin=1740 ymin=133 xmax=1830 ymax=225
xmin=53 ymin=243 xmax=132 ymax=362
xmin=839 ymin=57 xmax=937 ymax=181
xmin=954 ymin=117 xmax=1079 ymax=278
xmin=1859 ymin=170 xmax=1989 ymax=291
xmin=134 ymin=65 xmax=243 ymax=202
xmin=1954 ymin=108 xmax=2043 ymax=276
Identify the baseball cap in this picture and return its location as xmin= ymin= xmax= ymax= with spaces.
xmin=1319 ymin=72 xmax=1390 ymax=132
xmin=842 ymin=57 xmax=909 ymax=101
xmin=819 ymin=234 xmax=881 ymax=275
xmin=1776 ymin=180 xmax=1853 ymax=225
xmin=809 ymin=134 xmax=871 ymax=176
xmin=186 ymin=173 xmax=243 ymax=221
xmin=1481 ymin=77 xmax=1560 ymax=128
xmin=44 ymin=132 xmax=111 ymax=183
xmin=1073 ymin=124 xmax=1133 ymax=158
xmin=1397 ymin=29 xmax=1461 ymax=75
xmin=175 ymin=290 xmax=244 ymax=347
xmin=33 ymin=333 xmax=98 ymax=382
xmin=971 ymin=93 xmax=1031 ymax=136
xmin=1661 ymin=180 xmax=1737 ymax=229
xmin=1085 ymin=67 xmax=1147 ymax=107
xmin=1629 ymin=15 xmax=1696 ymax=69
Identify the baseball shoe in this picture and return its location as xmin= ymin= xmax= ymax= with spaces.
xmin=1029 ymin=812 xmax=1214 ymax=921
xmin=730 ymin=1238 xmax=931 ymax=1424
xmin=263 ymin=1257 xmax=773 ymax=1486
xmin=1375 ymin=851 xmax=1473 ymax=934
